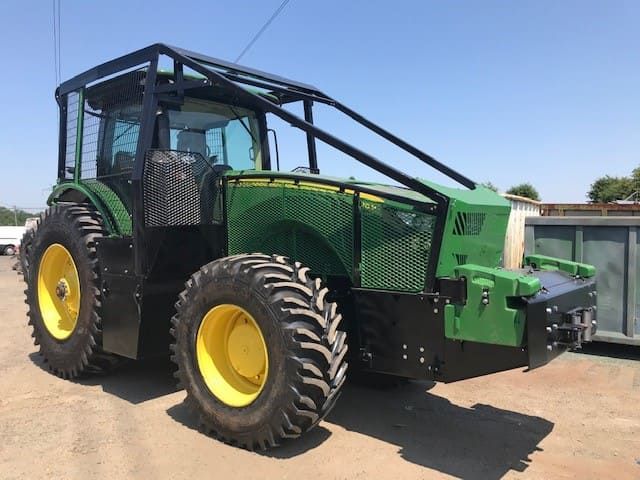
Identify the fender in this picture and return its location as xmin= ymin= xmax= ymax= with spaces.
xmin=48 ymin=181 xmax=131 ymax=236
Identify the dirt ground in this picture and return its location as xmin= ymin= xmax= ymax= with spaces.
xmin=0 ymin=256 xmax=638 ymax=480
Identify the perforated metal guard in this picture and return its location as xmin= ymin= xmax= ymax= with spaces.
xmin=226 ymin=182 xmax=354 ymax=277
xmin=143 ymin=150 xmax=218 ymax=227
xmin=82 ymin=179 xmax=132 ymax=235
xmin=360 ymin=200 xmax=435 ymax=292
xmin=205 ymin=129 xmax=225 ymax=163
xmin=226 ymin=181 xmax=436 ymax=291
xmin=81 ymin=69 xmax=146 ymax=181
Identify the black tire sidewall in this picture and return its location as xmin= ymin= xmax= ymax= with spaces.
xmin=29 ymin=207 xmax=99 ymax=367
xmin=20 ymin=229 xmax=35 ymax=280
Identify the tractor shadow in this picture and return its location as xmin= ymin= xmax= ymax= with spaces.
xmin=29 ymin=350 xmax=553 ymax=478
xmin=167 ymin=377 xmax=554 ymax=479
xmin=28 ymin=353 xmax=178 ymax=404
xmin=577 ymin=341 xmax=640 ymax=361
xmin=317 ymin=380 xmax=554 ymax=479
xmin=166 ymin=401 xmax=333 ymax=455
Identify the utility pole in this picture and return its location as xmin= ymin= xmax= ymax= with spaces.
xmin=13 ymin=206 xmax=17 ymax=226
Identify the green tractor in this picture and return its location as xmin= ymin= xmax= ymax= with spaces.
xmin=23 ymin=44 xmax=597 ymax=450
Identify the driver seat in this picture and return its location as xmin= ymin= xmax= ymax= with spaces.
xmin=177 ymin=130 xmax=208 ymax=160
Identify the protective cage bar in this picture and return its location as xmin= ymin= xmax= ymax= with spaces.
xmin=57 ymin=43 xmax=476 ymax=196
xmin=55 ymin=43 xmax=471 ymax=291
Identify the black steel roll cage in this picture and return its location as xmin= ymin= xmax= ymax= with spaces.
xmin=56 ymin=43 xmax=476 ymax=283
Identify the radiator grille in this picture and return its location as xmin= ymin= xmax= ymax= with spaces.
xmin=452 ymin=211 xmax=486 ymax=236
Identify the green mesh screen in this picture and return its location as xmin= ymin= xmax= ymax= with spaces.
xmin=360 ymin=200 xmax=435 ymax=292
xmin=82 ymin=179 xmax=132 ymax=235
xmin=226 ymin=182 xmax=354 ymax=277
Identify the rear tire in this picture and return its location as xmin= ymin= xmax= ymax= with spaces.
xmin=25 ymin=204 xmax=121 ymax=378
xmin=171 ymin=253 xmax=348 ymax=450
xmin=19 ymin=226 xmax=37 ymax=280
xmin=4 ymin=245 xmax=16 ymax=256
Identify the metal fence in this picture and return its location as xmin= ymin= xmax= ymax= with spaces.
xmin=541 ymin=203 xmax=640 ymax=216
xmin=525 ymin=216 xmax=640 ymax=346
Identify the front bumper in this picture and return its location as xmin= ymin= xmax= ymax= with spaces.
xmin=524 ymin=270 xmax=597 ymax=369
xmin=351 ymin=267 xmax=597 ymax=383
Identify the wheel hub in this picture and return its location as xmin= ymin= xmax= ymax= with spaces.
xmin=37 ymin=244 xmax=81 ymax=340
xmin=227 ymin=322 xmax=265 ymax=379
xmin=196 ymin=304 xmax=269 ymax=407
xmin=55 ymin=279 xmax=69 ymax=300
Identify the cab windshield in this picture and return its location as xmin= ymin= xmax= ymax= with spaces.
xmin=166 ymin=98 xmax=262 ymax=170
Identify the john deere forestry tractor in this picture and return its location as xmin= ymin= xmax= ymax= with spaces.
xmin=23 ymin=44 xmax=597 ymax=450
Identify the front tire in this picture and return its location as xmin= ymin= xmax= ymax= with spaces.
xmin=171 ymin=253 xmax=348 ymax=450
xmin=25 ymin=204 xmax=120 ymax=378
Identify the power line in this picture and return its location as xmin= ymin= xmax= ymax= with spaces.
xmin=56 ymin=0 xmax=61 ymax=81
xmin=235 ymin=0 xmax=292 ymax=63
xmin=51 ymin=0 xmax=61 ymax=85
xmin=52 ymin=0 xmax=59 ymax=85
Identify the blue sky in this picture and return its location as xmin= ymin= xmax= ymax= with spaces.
xmin=0 ymin=0 xmax=638 ymax=209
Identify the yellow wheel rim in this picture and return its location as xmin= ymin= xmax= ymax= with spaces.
xmin=37 ymin=244 xmax=81 ymax=341
xmin=196 ymin=304 xmax=269 ymax=407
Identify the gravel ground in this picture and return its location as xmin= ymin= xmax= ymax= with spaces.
xmin=1 ymin=255 xmax=638 ymax=479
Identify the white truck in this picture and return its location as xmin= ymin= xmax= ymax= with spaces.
xmin=0 ymin=226 xmax=27 ymax=256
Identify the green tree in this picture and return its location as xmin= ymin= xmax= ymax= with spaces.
xmin=480 ymin=181 xmax=499 ymax=192
xmin=630 ymin=167 xmax=640 ymax=199
xmin=587 ymin=175 xmax=634 ymax=203
xmin=0 ymin=206 xmax=40 ymax=226
xmin=506 ymin=183 xmax=540 ymax=201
